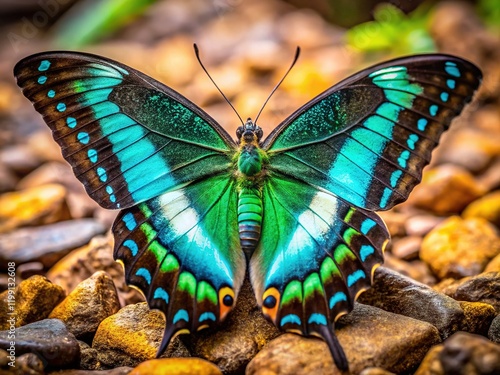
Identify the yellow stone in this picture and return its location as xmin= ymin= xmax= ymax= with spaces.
xmin=129 ymin=358 xmax=223 ymax=375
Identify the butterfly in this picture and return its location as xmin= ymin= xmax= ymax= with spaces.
xmin=14 ymin=49 xmax=481 ymax=371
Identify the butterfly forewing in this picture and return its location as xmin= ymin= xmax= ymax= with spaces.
xmin=263 ymin=55 xmax=482 ymax=211
xmin=14 ymin=52 xmax=236 ymax=210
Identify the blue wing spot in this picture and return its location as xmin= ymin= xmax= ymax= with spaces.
xmin=110 ymin=194 xmax=116 ymax=203
xmin=106 ymin=185 xmax=113 ymax=194
xmin=429 ymin=105 xmax=438 ymax=117
xmin=96 ymin=167 xmax=108 ymax=182
xmin=77 ymin=132 xmax=90 ymax=144
xmin=445 ymin=61 xmax=461 ymax=77
xmin=407 ymin=134 xmax=419 ymax=150
xmin=417 ymin=118 xmax=428 ymax=131
xmin=347 ymin=270 xmax=366 ymax=287
xmin=56 ymin=103 xmax=66 ymax=112
xmin=360 ymin=245 xmax=375 ymax=262
xmin=47 ymin=90 xmax=55 ymax=98
xmin=37 ymin=76 xmax=47 ymax=84
xmin=38 ymin=60 xmax=51 ymax=71
xmin=173 ymin=309 xmax=189 ymax=324
xmin=380 ymin=187 xmax=392 ymax=209
xmin=136 ymin=267 xmax=152 ymax=285
xmin=308 ymin=313 xmax=327 ymax=325
xmin=360 ymin=219 xmax=376 ymax=235
xmin=446 ymin=79 xmax=456 ymax=89
xmin=87 ymin=149 xmax=98 ymax=163
xmin=398 ymin=150 xmax=410 ymax=168
xmin=440 ymin=92 xmax=449 ymax=102
xmin=66 ymin=117 xmax=77 ymax=128
xmin=280 ymin=314 xmax=301 ymax=327
xmin=199 ymin=312 xmax=217 ymax=322
xmin=329 ymin=292 xmax=347 ymax=309
xmin=123 ymin=239 xmax=138 ymax=256
xmin=390 ymin=169 xmax=403 ymax=187
xmin=122 ymin=212 xmax=137 ymax=230
xmin=153 ymin=287 xmax=169 ymax=303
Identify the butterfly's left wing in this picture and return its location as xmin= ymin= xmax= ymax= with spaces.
xmin=252 ymin=54 xmax=482 ymax=369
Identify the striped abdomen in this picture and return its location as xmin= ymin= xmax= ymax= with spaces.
xmin=238 ymin=187 xmax=262 ymax=258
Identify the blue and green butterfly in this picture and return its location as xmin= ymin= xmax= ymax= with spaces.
xmin=14 ymin=50 xmax=481 ymax=370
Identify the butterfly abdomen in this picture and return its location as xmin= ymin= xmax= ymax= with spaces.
xmin=238 ymin=187 xmax=262 ymax=258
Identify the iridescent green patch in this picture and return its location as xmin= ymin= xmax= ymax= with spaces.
xmin=196 ymin=281 xmax=218 ymax=305
xmin=304 ymin=273 xmax=323 ymax=299
xmin=178 ymin=271 xmax=197 ymax=296
xmin=160 ymin=253 xmax=179 ymax=273
xmin=281 ymin=280 xmax=303 ymax=305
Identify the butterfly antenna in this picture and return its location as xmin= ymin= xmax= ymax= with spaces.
xmin=194 ymin=43 xmax=244 ymax=126
xmin=254 ymin=46 xmax=301 ymax=125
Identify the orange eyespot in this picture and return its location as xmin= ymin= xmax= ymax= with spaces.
xmin=218 ymin=286 xmax=235 ymax=321
xmin=262 ymin=287 xmax=280 ymax=324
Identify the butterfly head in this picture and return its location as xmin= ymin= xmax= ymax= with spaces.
xmin=236 ymin=118 xmax=263 ymax=144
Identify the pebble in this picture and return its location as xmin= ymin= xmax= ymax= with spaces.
xmin=0 ymin=144 xmax=42 ymax=175
xmin=49 ymin=271 xmax=121 ymax=342
xmin=248 ymin=303 xmax=440 ymax=374
xmin=360 ymin=368 xmax=396 ymax=375
xmin=46 ymin=368 xmax=133 ymax=375
xmin=485 ymin=253 xmax=500 ymax=272
xmin=0 ymin=219 xmax=106 ymax=269
xmin=186 ymin=278 xmax=280 ymax=374
xmin=46 ymin=235 xmax=144 ymax=308
xmin=463 ymin=190 xmax=500 ymax=228
xmin=78 ymin=340 xmax=100 ymax=370
xmin=407 ymin=165 xmax=485 ymax=215
xmin=404 ymin=214 xmax=446 ymax=237
xmin=382 ymin=253 xmax=437 ymax=285
xmin=477 ymin=157 xmax=500 ymax=192
xmin=0 ymin=183 xmax=71 ymax=234
xmin=434 ymin=272 xmax=500 ymax=312
xmin=0 ymin=319 xmax=80 ymax=368
xmin=420 ymin=217 xmax=500 ymax=279
xmin=12 ymin=353 xmax=45 ymax=375
xmin=0 ymin=164 xmax=17 ymax=194
xmin=0 ymin=275 xmax=65 ymax=330
xmin=488 ymin=315 xmax=500 ymax=343
xmin=129 ymin=358 xmax=223 ymax=375
xmin=92 ymin=303 xmax=189 ymax=368
xmin=460 ymin=301 xmax=496 ymax=335
xmin=413 ymin=345 xmax=444 ymax=375
xmin=358 ymin=267 xmax=464 ymax=339
xmin=16 ymin=262 xmax=45 ymax=279
xmin=390 ymin=236 xmax=422 ymax=260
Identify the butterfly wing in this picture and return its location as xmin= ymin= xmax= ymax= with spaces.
xmin=14 ymin=51 xmax=236 ymax=209
xmin=252 ymin=55 xmax=482 ymax=368
xmin=14 ymin=52 xmax=245 ymax=353
xmin=263 ymin=54 xmax=482 ymax=211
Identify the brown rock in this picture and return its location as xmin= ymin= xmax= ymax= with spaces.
xmin=129 ymin=358 xmax=223 ymax=375
xmin=407 ymin=165 xmax=485 ymax=215
xmin=420 ymin=217 xmax=500 ymax=279
xmin=477 ymin=157 xmax=500 ymax=192
xmin=360 ymin=368 xmax=396 ymax=375
xmin=463 ymin=190 xmax=500 ymax=228
xmin=404 ymin=214 xmax=446 ymax=237
xmin=0 ymin=219 xmax=106 ymax=269
xmin=391 ymin=236 xmax=422 ymax=260
xmin=377 ymin=210 xmax=408 ymax=237
xmin=46 ymin=235 xmax=143 ymax=308
xmin=0 ymin=164 xmax=17 ymax=194
xmin=246 ymin=303 xmax=441 ymax=375
xmin=485 ymin=253 xmax=500 ymax=272
xmin=434 ymin=272 xmax=500 ymax=312
xmin=92 ymin=303 xmax=189 ymax=368
xmin=0 ymin=184 xmax=71 ymax=234
xmin=358 ymin=267 xmax=464 ymax=339
xmin=488 ymin=315 xmax=500 ymax=344
xmin=49 ymin=271 xmax=121 ymax=342
xmin=0 ymin=275 xmax=65 ymax=329
xmin=78 ymin=340 xmax=101 ymax=370
xmin=413 ymin=345 xmax=444 ymax=375
xmin=0 ymin=144 xmax=42 ymax=175
xmin=46 ymin=368 xmax=132 ymax=375
xmin=459 ymin=301 xmax=496 ymax=335
xmin=186 ymin=278 xmax=280 ymax=374
xmin=383 ymin=253 xmax=437 ymax=285
xmin=9 ymin=352 xmax=45 ymax=375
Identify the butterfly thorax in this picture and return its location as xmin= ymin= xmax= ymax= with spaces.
xmin=235 ymin=118 xmax=267 ymax=258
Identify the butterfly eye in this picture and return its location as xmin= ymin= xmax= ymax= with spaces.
xmin=236 ymin=126 xmax=244 ymax=140
xmin=255 ymin=126 xmax=263 ymax=141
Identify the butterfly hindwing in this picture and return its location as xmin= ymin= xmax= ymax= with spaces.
xmin=113 ymin=174 xmax=245 ymax=353
xmin=250 ymin=171 xmax=388 ymax=365
xmin=14 ymin=52 xmax=236 ymax=209
xmin=263 ymin=55 xmax=482 ymax=211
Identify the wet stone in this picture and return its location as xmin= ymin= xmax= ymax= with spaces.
xmin=46 ymin=235 xmax=144 ymax=309
xmin=186 ymin=277 xmax=280 ymax=374
xmin=49 ymin=271 xmax=121 ymax=342
xmin=92 ymin=302 xmax=190 ymax=368
xmin=0 ymin=319 xmax=80 ymax=369
xmin=440 ymin=332 xmax=500 ymax=375
xmin=358 ymin=267 xmax=464 ymax=339
xmin=0 ymin=183 xmax=71 ymax=234
xmin=246 ymin=303 xmax=441 ymax=375
xmin=129 ymin=358 xmax=223 ymax=375
xmin=0 ymin=275 xmax=65 ymax=330
xmin=463 ymin=190 xmax=500 ymax=228
xmin=420 ymin=217 xmax=500 ymax=279
xmin=434 ymin=272 xmax=500 ymax=312
xmin=459 ymin=301 xmax=496 ymax=336
xmin=488 ymin=315 xmax=500 ymax=344
xmin=0 ymin=219 xmax=106 ymax=269
xmin=407 ymin=165 xmax=485 ymax=215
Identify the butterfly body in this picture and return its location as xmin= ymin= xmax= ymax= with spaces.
xmin=14 ymin=51 xmax=482 ymax=371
